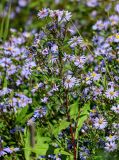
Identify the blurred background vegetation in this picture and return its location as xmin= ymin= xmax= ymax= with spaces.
xmin=0 ymin=0 xmax=113 ymax=39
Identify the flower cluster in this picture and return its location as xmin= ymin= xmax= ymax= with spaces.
xmin=0 ymin=0 xmax=119 ymax=160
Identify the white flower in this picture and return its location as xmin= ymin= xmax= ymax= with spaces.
xmin=105 ymin=88 xmax=118 ymax=99
xmin=111 ymin=105 xmax=119 ymax=114
xmin=105 ymin=142 xmax=117 ymax=152
xmin=93 ymin=117 xmax=107 ymax=130
xmin=64 ymin=75 xmax=77 ymax=88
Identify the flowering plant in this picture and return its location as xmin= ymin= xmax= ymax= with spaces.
xmin=0 ymin=1 xmax=119 ymax=160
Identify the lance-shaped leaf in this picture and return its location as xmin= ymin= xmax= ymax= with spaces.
xmin=69 ymin=100 xmax=79 ymax=120
xmin=75 ymin=102 xmax=90 ymax=139
xmin=53 ymin=120 xmax=70 ymax=136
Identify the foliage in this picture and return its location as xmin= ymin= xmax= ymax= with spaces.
xmin=0 ymin=0 xmax=119 ymax=160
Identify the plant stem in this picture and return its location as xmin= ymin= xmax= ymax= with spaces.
xmin=65 ymin=90 xmax=77 ymax=160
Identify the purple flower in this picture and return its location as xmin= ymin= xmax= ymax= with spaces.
xmin=109 ymin=15 xmax=119 ymax=26
xmin=38 ymin=8 xmax=49 ymax=19
xmin=87 ymin=0 xmax=98 ymax=7
xmin=111 ymin=105 xmax=119 ymax=114
xmin=0 ymin=150 xmax=7 ymax=157
xmin=64 ymin=75 xmax=77 ymax=88
xmin=105 ymin=88 xmax=118 ymax=99
xmin=3 ymin=147 xmax=13 ymax=154
xmin=115 ymin=4 xmax=119 ymax=13
xmin=93 ymin=116 xmax=107 ymax=130
xmin=74 ymin=55 xmax=86 ymax=68
xmin=68 ymin=36 xmax=83 ymax=48
xmin=33 ymin=106 xmax=47 ymax=118
xmin=105 ymin=142 xmax=117 ymax=152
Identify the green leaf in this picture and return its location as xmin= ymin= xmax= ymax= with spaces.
xmin=69 ymin=100 xmax=79 ymax=120
xmin=3 ymin=1 xmax=11 ymax=41
xmin=54 ymin=148 xmax=72 ymax=156
xmin=53 ymin=120 xmax=70 ymax=136
xmin=3 ymin=77 xmax=7 ymax=88
xmin=16 ymin=106 xmax=31 ymax=125
xmin=24 ymin=129 xmax=31 ymax=160
xmin=32 ymin=144 xmax=49 ymax=155
xmin=75 ymin=102 xmax=90 ymax=139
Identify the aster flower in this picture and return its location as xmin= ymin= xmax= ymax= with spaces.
xmin=105 ymin=88 xmax=118 ymax=99
xmin=0 ymin=58 xmax=12 ymax=67
xmin=106 ymin=135 xmax=118 ymax=142
xmin=49 ymin=10 xmax=63 ymax=22
xmin=111 ymin=105 xmax=119 ymax=114
xmin=49 ymin=10 xmax=71 ymax=23
xmin=85 ymin=75 xmax=92 ymax=85
xmin=0 ymin=150 xmax=7 ymax=157
xmin=115 ymin=4 xmax=119 ymax=13
xmin=18 ymin=0 xmax=28 ymax=7
xmin=112 ymin=123 xmax=119 ymax=129
xmin=90 ymin=72 xmax=101 ymax=81
xmin=41 ymin=97 xmax=48 ymax=103
xmin=68 ymin=25 xmax=76 ymax=35
xmin=64 ymin=75 xmax=77 ymax=88
xmin=86 ymin=0 xmax=98 ymax=7
xmin=10 ymin=94 xmax=32 ymax=108
xmin=3 ymin=147 xmax=13 ymax=154
xmin=33 ymin=106 xmax=47 ymax=118
xmin=92 ymin=86 xmax=103 ymax=96
xmin=74 ymin=55 xmax=86 ymax=68
xmin=37 ymin=8 xmax=49 ymax=19
xmin=51 ymin=44 xmax=58 ymax=53
xmin=92 ymin=20 xmax=109 ymax=31
xmin=0 ymin=88 xmax=12 ymax=97
xmin=93 ymin=116 xmax=107 ymax=130
xmin=42 ymin=48 xmax=49 ymax=55
xmin=51 ymin=84 xmax=59 ymax=92
xmin=63 ymin=11 xmax=72 ymax=22
xmin=104 ymin=142 xmax=117 ymax=152
xmin=68 ymin=36 xmax=83 ymax=48
xmin=109 ymin=15 xmax=119 ymax=26
xmin=113 ymin=33 xmax=119 ymax=42
xmin=79 ymin=147 xmax=90 ymax=160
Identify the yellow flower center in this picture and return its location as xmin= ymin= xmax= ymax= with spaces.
xmin=7 ymin=47 xmax=13 ymax=51
xmin=10 ymin=147 xmax=14 ymax=151
xmin=34 ymin=85 xmax=39 ymax=89
xmin=109 ymin=91 xmax=114 ymax=96
xmin=115 ymin=34 xmax=119 ymax=39
xmin=86 ymin=77 xmax=90 ymax=81
xmin=91 ymin=72 xmax=96 ymax=77
xmin=109 ymin=135 xmax=112 ymax=138
xmin=116 ymin=59 xmax=119 ymax=62
xmin=66 ymin=79 xmax=71 ymax=83
xmin=98 ymin=119 xmax=103 ymax=124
